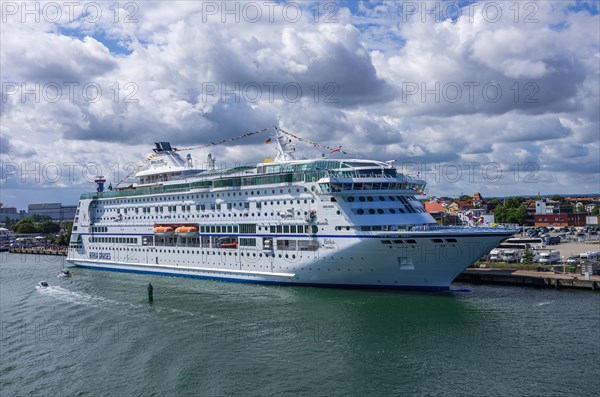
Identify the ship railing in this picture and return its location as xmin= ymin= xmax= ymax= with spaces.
xmin=409 ymin=224 xmax=517 ymax=232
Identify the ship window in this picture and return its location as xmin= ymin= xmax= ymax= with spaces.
xmin=432 ymin=239 xmax=443 ymax=243
xmin=377 ymin=209 xmax=384 ymax=214
xmin=290 ymin=225 xmax=297 ymax=233
xmin=240 ymin=238 xmax=256 ymax=247
xmin=407 ymin=239 xmax=417 ymax=244
xmin=367 ymin=196 xmax=373 ymax=202
xmin=389 ymin=209 xmax=396 ymax=214
xmin=284 ymin=226 xmax=289 ymax=233
xmin=347 ymin=196 xmax=354 ymax=202
xmin=270 ymin=226 xmax=275 ymax=233
xmin=369 ymin=209 xmax=375 ymax=214
xmin=393 ymin=240 xmax=404 ymax=244
xmin=446 ymin=238 xmax=457 ymax=243
xmin=359 ymin=197 xmax=365 ymax=202
xmin=379 ymin=196 xmax=385 ymax=201
xmin=357 ymin=209 xmax=364 ymax=215
xmin=381 ymin=240 xmax=391 ymax=244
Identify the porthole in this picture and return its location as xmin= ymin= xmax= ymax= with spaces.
xmin=369 ymin=209 xmax=375 ymax=214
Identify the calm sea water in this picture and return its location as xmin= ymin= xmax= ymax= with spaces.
xmin=1 ymin=253 xmax=598 ymax=397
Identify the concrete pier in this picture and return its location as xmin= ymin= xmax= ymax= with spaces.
xmin=8 ymin=248 xmax=67 ymax=256
xmin=456 ymin=268 xmax=599 ymax=291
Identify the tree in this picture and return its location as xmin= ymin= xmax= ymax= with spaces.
xmin=39 ymin=220 xmax=61 ymax=234
xmin=2 ymin=216 xmax=15 ymax=229
xmin=494 ymin=203 xmax=506 ymax=223
xmin=522 ymin=248 xmax=535 ymax=264
xmin=494 ymin=201 xmax=528 ymax=225
xmin=550 ymin=195 xmax=566 ymax=203
xmin=55 ymin=222 xmax=73 ymax=246
xmin=592 ymin=205 xmax=600 ymax=216
xmin=30 ymin=214 xmax=52 ymax=223
xmin=14 ymin=220 xmax=38 ymax=234
xmin=515 ymin=205 xmax=528 ymax=225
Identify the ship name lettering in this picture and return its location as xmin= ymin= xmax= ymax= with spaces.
xmin=89 ymin=252 xmax=111 ymax=260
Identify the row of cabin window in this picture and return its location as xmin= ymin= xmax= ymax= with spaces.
xmin=96 ymin=187 xmax=311 ymax=205
xmin=103 ymin=198 xmax=317 ymax=215
xmin=352 ymin=207 xmax=426 ymax=215
xmin=381 ymin=238 xmax=457 ymax=244
xmin=345 ymin=195 xmax=419 ymax=204
xmin=360 ymin=225 xmax=413 ymax=231
xmin=197 ymin=225 xmax=309 ymax=234
xmin=92 ymin=209 xmax=317 ymax=223
xmin=89 ymin=237 xmax=138 ymax=244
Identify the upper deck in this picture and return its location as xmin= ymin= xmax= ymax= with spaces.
xmin=81 ymin=134 xmax=426 ymax=201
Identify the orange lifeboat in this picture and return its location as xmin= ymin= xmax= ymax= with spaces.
xmin=153 ymin=226 xmax=174 ymax=237
xmin=220 ymin=242 xmax=238 ymax=248
xmin=175 ymin=226 xmax=199 ymax=237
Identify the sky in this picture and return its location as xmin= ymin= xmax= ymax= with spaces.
xmin=1 ymin=0 xmax=599 ymax=210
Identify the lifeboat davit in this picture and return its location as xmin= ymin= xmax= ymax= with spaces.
xmin=154 ymin=226 xmax=175 ymax=237
xmin=175 ymin=226 xmax=199 ymax=237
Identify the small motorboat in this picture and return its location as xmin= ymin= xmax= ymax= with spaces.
xmin=39 ymin=281 xmax=49 ymax=287
xmin=58 ymin=269 xmax=72 ymax=278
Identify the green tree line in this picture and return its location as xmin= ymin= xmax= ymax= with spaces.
xmin=494 ymin=197 xmax=528 ymax=225
xmin=3 ymin=215 xmax=72 ymax=246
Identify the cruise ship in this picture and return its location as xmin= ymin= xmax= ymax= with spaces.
xmin=67 ymin=129 xmax=516 ymax=290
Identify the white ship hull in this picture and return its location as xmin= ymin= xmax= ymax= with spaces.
xmin=68 ymin=230 xmax=512 ymax=290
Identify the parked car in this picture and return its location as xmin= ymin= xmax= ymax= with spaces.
xmin=566 ymin=256 xmax=580 ymax=265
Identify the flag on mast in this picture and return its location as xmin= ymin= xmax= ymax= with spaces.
xmin=330 ymin=146 xmax=342 ymax=153
xmin=264 ymin=138 xmax=272 ymax=144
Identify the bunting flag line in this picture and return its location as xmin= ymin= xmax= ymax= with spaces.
xmin=175 ymin=128 xmax=269 ymax=152
xmin=277 ymin=128 xmax=352 ymax=155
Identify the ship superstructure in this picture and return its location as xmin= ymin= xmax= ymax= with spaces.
xmin=67 ymin=129 xmax=515 ymax=289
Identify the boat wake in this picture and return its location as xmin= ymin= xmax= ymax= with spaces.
xmin=35 ymin=285 xmax=118 ymax=308
xmin=35 ymin=285 xmax=205 ymax=318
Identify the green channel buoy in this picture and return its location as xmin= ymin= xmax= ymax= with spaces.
xmin=148 ymin=282 xmax=154 ymax=302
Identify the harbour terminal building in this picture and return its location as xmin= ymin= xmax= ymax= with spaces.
xmin=27 ymin=203 xmax=77 ymax=224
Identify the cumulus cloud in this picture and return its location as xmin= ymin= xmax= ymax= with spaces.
xmin=0 ymin=1 xmax=598 ymax=209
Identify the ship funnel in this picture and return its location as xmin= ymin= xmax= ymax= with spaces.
xmin=94 ymin=176 xmax=106 ymax=192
